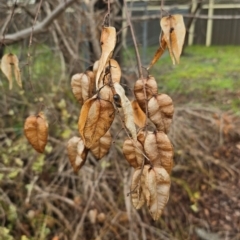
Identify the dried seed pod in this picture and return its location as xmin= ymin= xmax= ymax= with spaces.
xmin=160 ymin=15 xmax=186 ymax=65
xmin=122 ymin=139 xmax=144 ymax=168
xmin=99 ymin=84 xmax=113 ymax=102
xmin=96 ymin=27 xmax=116 ymax=89
xmin=134 ymin=76 xmax=158 ymax=112
xmin=145 ymin=166 xmax=171 ymax=220
xmin=108 ymin=59 xmax=121 ymax=83
xmin=131 ymin=166 xmax=150 ymax=209
xmin=114 ymin=83 xmax=137 ymax=140
xmin=67 ymin=136 xmax=88 ymax=173
xmin=71 ymin=72 xmax=94 ymax=105
xmin=78 ymin=95 xmax=115 ymax=149
xmin=97 ymin=213 xmax=106 ymax=223
xmin=1 ymin=53 xmax=22 ymax=90
xmin=144 ymin=131 xmax=173 ymax=174
xmin=24 ymin=112 xmax=48 ymax=153
xmin=148 ymin=94 xmax=174 ymax=133
xmin=90 ymin=131 xmax=112 ymax=160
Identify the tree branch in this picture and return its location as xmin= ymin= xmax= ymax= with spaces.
xmin=0 ymin=0 xmax=77 ymax=45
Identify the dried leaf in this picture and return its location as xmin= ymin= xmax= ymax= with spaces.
xmin=114 ymin=82 xmax=137 ymax=140
xmin=1 ymin=53 xmax=22 ymax=89
xmin=123 ymin=139 xmax=144 ymax=168
xmin=160 ymin=15 xmax=186 ymax=65
xmin=134 ymin=76 xmax=158 ymax=112
xmin=71 ymin=72 xmax=94 ymax=105
xmin=148 ymin=94 xmax=174 ymax=133
xmin=24 ymin=112 xmax=48 ymax=153
xmin=145 ymin=166 xmax=171 ymax=220
xmin=96 ymin=27 xmax=116 ymax=89
xmin=144 ymin=131 xmax=173 ymax=174
xmin=131 ymin=167 xmax=149 ymax=209
xmin=90 ymin=131 xmax=112 ymax=160
xmin=148 ymin=35 xmax=167 ymax=70
xmin=131 ymin=100 xmax=146 ymax=128
xmin=78 ymin=95 xmax=115 ymax=149
xmin=67 ymin=136 xmax=88 ymax=173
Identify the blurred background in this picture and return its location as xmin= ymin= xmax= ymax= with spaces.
xmin=0 ymin=0 xmax=240 ymax=239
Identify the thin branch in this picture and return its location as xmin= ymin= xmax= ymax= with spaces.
xmin=1 ymin=0 xmax=77 ymax=45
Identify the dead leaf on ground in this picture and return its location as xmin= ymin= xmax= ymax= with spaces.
xmin=145 ymin=166 xmax=171 ymax=220
xmin=160 ymin=14 xmax=186 ymax=65
xmin=1 ymin=53 xmax=22 ymax=90
xmin=67 ymin=136 xmax=88 ymax=173
xmin=134 ymin=76 xmax=158 ymax=112
xmin=123 ymin=139 xmax=144 ymax=168
xmin=78 ymin=95 xmax=115 ymax=149
xmin=148 ymin=94 xmax=174 ymax=133
xmin=95 ymin=27 xmax=116 ymax=89
xmin=131 ymin=100 xmax=146 ymax=128
xmin=24 ymin=112 xmax=48 ymax=153
xmin=90 ymin=130 xmax=112 ymax=160
xmin=114 ymin=82 xmax=137 ymax=140
xmin=144 ymin=131 xmax=173 ymax=174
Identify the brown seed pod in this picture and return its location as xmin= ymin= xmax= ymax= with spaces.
xmin=67 ymin=136 xmax=88 ymax=173
xmin=148 ymin=94 xmax=174 ymax=133
xmin=144 ymin=131 xmax=173 ymax=174
xmin=24 ymin=112 xmax=48 ymax=153
xmin=134 ymin=76 xmax=158 ymax=112
xmin=71 ymin=72 xmax=94 ymax=105
xmin=122 ymin=139 xmax=144 ymax=168
xmin=145 ymin=166 xmax=171 ymax=220
xmin=131 ymin=100 xmax=146 ymax=128
xmin=78 ymin=95 xmax=115 ymax=149
xmin=90 ymin=131 xmax=112 ymax=160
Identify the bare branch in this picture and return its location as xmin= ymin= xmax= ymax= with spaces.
xmin=0 ymin=0 xmax=77 ymax=45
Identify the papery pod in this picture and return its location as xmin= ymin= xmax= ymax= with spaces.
xmin=1 ymin=53 xmax=22 ymax=90
xmin=137 ymin=129 xmax=146 ymax=146
xmin=160 ymin=15 xmax=186 ymax=65
xmin=86 ymin=70 xmax=95 ymax=97
xmin=78 ymin=95 xmax=115 ymax=149
xmin=144 ymin=131 xmax=173 ymax=174
xmin=131 ymin=166 xmax=150 ymax=209
xmin=90 ymin=131 xmax=112 ymax=160
xmin=122 ymin=139 xmax=144 ymax=168
xmin=24 ymin=112 xmax=48 ymax=153
xmin=148 ymin=94 xmax=174 ymax=133
xmin=131 ymin=100 xmax=146 ymax=128
xmin=134 ymin=76 xmax=158 ymax=112
xmin=145 ymin=166 xmax=171 ymax=220
xmin=98 ymin=84 xmax=113 ymax=102
xmin=96 ymin=27 xmax=116 ymax=89
xmin=71 ymin=72 xmax=94 ymax=105
xmin=93 ymin=60 xmax=99 ymax=77
xmin=104 ymin=59 xmax=121 ymax=84
xmin=114 ymin=82 xmax=137 ymax=140
xmin=67 ymin=136 xmax=88 ymax=173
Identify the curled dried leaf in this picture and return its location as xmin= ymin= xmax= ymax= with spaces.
xmin=123 ymin=139 xmax=144 ymax=168
xmin=145 ymin=166 xmax=171 ymax=220
xmin=24 ymin=112 xmax=48 ymax=153
xmin=114 ymin=82 xmax=137 ymax=140
xmin=160 ymin=14 xmax=186 ymax=65
xmin=148 ymin=35 xmax=167 ymax=70
xmin=148 ymin=94 xmax=174 ymax=133
xmin=96 ymin=27 xmax=116 ymax=89
xmin=78 ymin=95 xmax=115 ymax=149
xmin=131 ymin=100 xmax=146 ymax=128
xmin=1 ymin=53 xmax=22 ymax=90
xmin=71 ymin=72 xmax=94 ymax=105
xmin=90 ymin=131 xmax=112 ymax=160
xmin=134 ymin=76 xmax=158 ymax=112
xmin=144 ymin=131 xmax=173 ymax=174
xmin=67 ymin=136 xmax=88 ymax=173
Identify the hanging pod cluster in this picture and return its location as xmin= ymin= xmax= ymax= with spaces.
xmin=122 ymin=14 xmax=185 ymax=221
xmin=69 ymin=25 xmax=137 ymax=173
